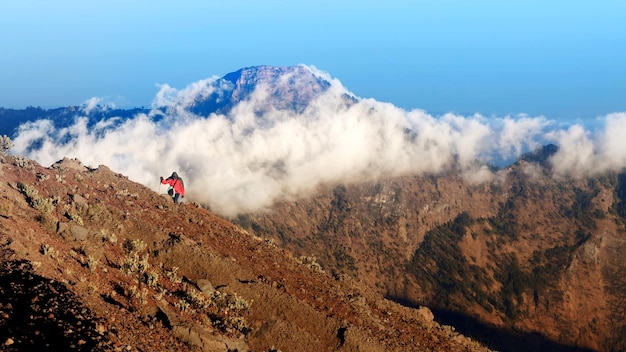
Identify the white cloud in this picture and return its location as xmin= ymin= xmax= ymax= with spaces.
xmin=81 ymin=97 xmax=104 ymax=114
xmin=546 ymin=112 xmax=626 ymax=178
xmin=11 ymin=66 xmax=626 ymax=216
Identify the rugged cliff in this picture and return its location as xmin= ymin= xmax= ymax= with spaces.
xmin=241 ymin=156 xmax=626 ymax=351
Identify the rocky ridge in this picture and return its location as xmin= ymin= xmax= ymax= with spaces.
xmin=0 ymin=153 xmax=490 ymax=351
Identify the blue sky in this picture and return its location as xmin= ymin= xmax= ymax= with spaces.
xmin=1 ymin=1 xmax=625 ymax=119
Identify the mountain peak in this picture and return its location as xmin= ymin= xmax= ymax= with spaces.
xmin=189 ymin=65 xmax=334 ymax=116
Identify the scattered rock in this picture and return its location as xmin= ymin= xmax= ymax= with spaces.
xmin=57 ymin=222 xmax=89 ymax=241
xmin=72 ymin=193 xmax=89 ymax=208
xmin=197 ymin=279 xmax=215 ymax=295
xmin=51 ymin=157 xmax=87 ymax=172
xmin=417 ymin=306 xmax=434 ymax=323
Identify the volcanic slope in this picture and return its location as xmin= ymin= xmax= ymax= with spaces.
xmin=241 ymin=148 xmax=626 ymax=352
xmin=0 ymin=153 xmax=490 ymax=352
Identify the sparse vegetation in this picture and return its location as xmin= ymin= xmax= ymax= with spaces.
xmin=165 ymin=266 xmax=182 ymax=284
xmin=143 ymin=270 xmax=159 ymax=287
xmin=67 ymin=211 xmax=84 ymax=225
xmin=613 ymin=172 xmax=626 ymax=221
xmin=40 ymin=243 xmax=59 ymax=259
xmin=120 ymin=252 xmax=150 ymax=276
xmin=13 ymin=155 xmax=34 ymax=169
xmin=17 ymin=182 xmax=55 ymax=213
xmin=408 ymin=213 xmax=501 ymax=315
xmin=174 ymin=297 xmax=191 ymax=313
xmin=87 ymin=254 xmax=99 ymax=272
xmin=98 ymin=229 xmax=117 ymax=243
xmin=560 ymin=187 xmax=598 ymax=229
xmin=123 ymin=238 xmax=147 ymax=254
xmin=298 ymin=255 xmax=324 ymax=272
xmin=36 ymin=172 xmax=50 ymax=182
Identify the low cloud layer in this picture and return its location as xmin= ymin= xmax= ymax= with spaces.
xmin=11 ymin=66 xmax=626 ymax=216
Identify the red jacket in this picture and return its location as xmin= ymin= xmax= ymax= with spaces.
xmin=162 ymin=176 xmax=185 ymax=196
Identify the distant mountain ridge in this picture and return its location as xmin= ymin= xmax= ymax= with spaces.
xmin=0 ymin=65 xmax=343 ymax=137
xmin=0 ymin=106 xmax=149 ymax=137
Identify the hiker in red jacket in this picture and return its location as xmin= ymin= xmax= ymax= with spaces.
xmin=160 ymin=172 xmax=185 ymax=204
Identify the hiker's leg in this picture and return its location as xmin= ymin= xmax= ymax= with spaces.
xmin=173 ymin=193 xmax=180 ymax=204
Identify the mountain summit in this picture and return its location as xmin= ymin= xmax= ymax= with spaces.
xmin=189 ymin=65 xmax=335 ymax=116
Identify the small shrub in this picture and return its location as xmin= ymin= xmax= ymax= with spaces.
xmin=17 ymin=182 xmax=38 ymax=200
xmin=37 ymin=173 xmax=50 ymax=182
xmin=33 ymin=197 xmax=55 ymax=214
xmin=125 ymin=285 xmax=138 ymax=298
xmin=144 ymin=270 xmax=159 ymax=287
xmin=183 ymin=285 xmax=210 ymax=310
xmin=40 ymin=244 xmax=59 ymax=259
xmin=227 ymin=293 xmax=251 ymax=311
xmin=13 ymin=156 xmax=34 ymax=169
xmin=154 ymin=288 xmax=167 ymax=301
xmin=123 ymin=238 xmax=146 ymax=254
xmin=116 ymin=189 xmax=130 ymax=197
xmin=107 ymin=232 xmax=118 ymax=244
xmin=121 ymin=252 xmax=150 ymax=277
xmin=67 ymin=212 xmax=83 ymax=225
xmin=120 ymin=252 xmax=140 ymax=275
xmin=175 ymin=298 xmax=191 ymax=313
xmin=17 ymin=182 xmax=55 ymax=213
xmin=208 ymin=290 xmax=251 ymax=312
xmin=87 ymin=255 xmax=99 ymax=272
xmin=298 ymin=255 xmax=324 ymax=272
xmin=97 ymin=229 xmax=117 ymax=244
xmin=137 ymin=254 xmax=150 ymax=274
xmin=166 ymin=266 xmax=181 ymax=284
xmin=226 ymin=316 xmax=249 ymax=334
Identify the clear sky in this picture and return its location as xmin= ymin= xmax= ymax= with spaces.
xmin=1 ymin=1 xmax=625 ymax=119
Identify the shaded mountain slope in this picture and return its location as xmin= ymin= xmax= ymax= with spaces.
xmin=241 ymin=159 xmax=626 ymax=351
xmin=0 ymin=154 xmax=490 ymax=351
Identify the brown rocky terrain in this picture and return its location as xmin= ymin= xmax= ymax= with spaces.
xmin=240 ymin=151 xmax=626 ymax=352
xmin=0 ymin=153 xmax=492 ymax=351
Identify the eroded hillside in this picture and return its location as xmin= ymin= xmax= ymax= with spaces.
xmin=0 ymin=154 xmax=491 ymax=351
xmin=242 ymin=158 xmax=626 ymax=351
